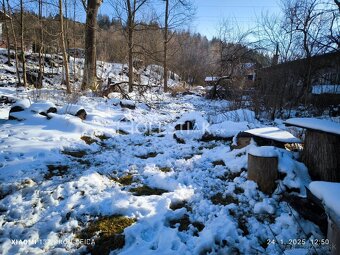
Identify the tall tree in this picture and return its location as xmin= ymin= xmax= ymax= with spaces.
xmin=111 ymin=0 xmax=149 ymax=92
xmin=162 ymin=0 xmax=194 ymax=92
xmin=81 ymin=0 xmax=103 ymax=91
xmin=20 ymin=0 xmax=27 ymax=87
xmin=59 ymin=0 xmax=71 ymax=93
xmin=2 ymin=0 xmax=10 ymax=65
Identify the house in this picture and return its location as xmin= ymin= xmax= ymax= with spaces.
xmin=204 ymin=76 xmax=219 ymax=86
xmin=255 ymin=51 xmax=340 ymax=116
xmin=0 ymin=11 xmax=11 ymax=47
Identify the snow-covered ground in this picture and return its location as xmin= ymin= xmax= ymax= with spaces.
xmin=0 ymin=50 xmax=332 ymax=255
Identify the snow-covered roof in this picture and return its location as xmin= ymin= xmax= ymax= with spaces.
xmin=244 ymin=127 xmax=301 ymax=143
xmin=285 ymin=118 xmax=340 ymax=135
xmin=309 ymin=181 xmax=340 ymax=219
xmin=312 ymin=85 xmax=340 ymax=95
xmin=204 ymin=76 xmax=219 ymax=82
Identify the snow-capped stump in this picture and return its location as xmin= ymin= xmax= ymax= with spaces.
xmin=30 ymin=101 xmax=57 ymax=117
xmin=60 ymin=104 xmax=87 ymax=120
xmin=248 ymin=146 xmax=278 ymax=194
xmin=285 ymin=118 xmax=340 ymax=182
xmin=8 ymin=99 xmax=30 ymax=120
xmin=120 ymin=99 xmax=136 ymax=110
xmin=309 ymin=181 xmax=340 ymax=255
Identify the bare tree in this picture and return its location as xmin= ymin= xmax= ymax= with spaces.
xmin=81 ymin=0 xmax=103 ymax=91
xmin=59 ymin=0 xmax=71 ymax=93
xmin=162 ymin=0 xmax=194 ymax=92
xmin=111 ymin=0 xmax=149 ymax=92
xmin=2 ymin=0 xmax=10 ymax=65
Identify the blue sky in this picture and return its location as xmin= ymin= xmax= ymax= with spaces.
xmin=191 ymin=0 xmax=282 ymax=39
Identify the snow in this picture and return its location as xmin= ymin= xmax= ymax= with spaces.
xmin=0 ymin=51 xmax=328 ymax=254
xmin=209 ymin=120 xmax=249 ymax=138
xmin=248 ymin=146 xmax=278 ymax=157
xmin=312 ymin=84 xmax=340 ymax=95
xmin=285 ymin=118 xmax=340 ymax=135
xmin=245 ymin=127 xmax=301 ymax=143
xmin=309 ymin=181 xmax=340 ymax=218
xmin=30 ymin=101 xmax=56 ymax=113
xmin=204 ymin=76 xmax=219 ymax=82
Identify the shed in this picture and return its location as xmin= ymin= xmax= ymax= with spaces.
xmin=285 ymin=118 xmax=340 ymax=182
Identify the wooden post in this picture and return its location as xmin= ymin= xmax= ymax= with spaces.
xmin=248 ymin=152 xmax=278 ymax=194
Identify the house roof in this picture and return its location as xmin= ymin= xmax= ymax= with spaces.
xmin=0 ymin=11 xmax=11 ymax=21
xmin=312 ymin=85 xmax=340 ymax=95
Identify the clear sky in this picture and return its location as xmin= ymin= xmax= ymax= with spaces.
xmin=190 ymin=0 xmax=282 ymax=39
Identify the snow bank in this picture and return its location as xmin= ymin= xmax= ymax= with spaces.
xmin=285 ymin=118 xmax=340 ymax=135
xmin=209 ymin=120 xmax=249 ymax=138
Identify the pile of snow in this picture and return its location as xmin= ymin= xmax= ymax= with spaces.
xmin=248 ymin=146 xmax=278 ymax=157
xmin=209 ymin=120 xmax=249 ymax=138
xmin=285 ymin=118 xmax=340 ymax=135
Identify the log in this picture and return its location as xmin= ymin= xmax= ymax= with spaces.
xmin=248 ymin=151 xmax=278 ymax=194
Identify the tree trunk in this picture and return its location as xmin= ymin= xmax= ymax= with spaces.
xmin=20 ymin=0 xmax=27 ymax=87
xmin=59 ymin=0 xmax=71 ymax=94
xmin=248 ymin=153 xmax=278 ymax=194
xmin=81 ymin=0 xmax=102 ymax=91
xmin=127 ymin=1 xmax=134 ymax=93
xmin=163 ymin=0 xmax=169 ymax=92
xmin=7 ymin=0 xmax=21 ymax=85
xmin=37 ymin=0 xmax=43 ymax=89
xmin=2 ymin=0 xmax=10 ymax=65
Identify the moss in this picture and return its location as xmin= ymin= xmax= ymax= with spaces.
xmin=169 ymin=214 xmax=205 ymax=233
xmin=130 ymin=185 xmax=168 ymax=196
xmin=159 ymin=167 xmax=172 ymax=173
xmin=62 ymin=150 xmax=87 ymax=158
xmin=81 ymin=136 xmax=97 ymax=145
xmin=211 ymin=193 xmax=238 ymax=206
xmin=234 ymin=187 xmax=244 ymax=194
xmin=117 ymin=129 xmax=129 ymax=135
xmin=136 ymin=152 xmax=158 ymax=159
xmin=212 ymin=160 xmax=226 ymax=166
xmin=237 ymin=217 xmax=249 ymax=236
xmin=169 ymin=201 xmax=190 ymax=211
xmin=95 ymin=134 xmax=110 ymax=141
xmin=218 ymin=171 xmax=243 ymax=181
xmin=44 ymin=164 xmax=69 ymax=179
xmin=79 ymin=215 xmax=136 ymax=255
xmin=113 ymin=174 xmax=134 ymax=186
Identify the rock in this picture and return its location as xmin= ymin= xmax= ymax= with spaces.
xmin=60 ymin=104 xmax=87 ymax=120
xmin=30 ymin=101 xmax=57 ymax=117
xmin=0 ymin=96 xmax=15 ymax=105
xmin=8 ymin=99 xmax=30 ymax=120
xmin=175 ymin=120 xmax=194 ymax=131
xmin=75 ymin=109 xmax=87 ymax=120
xmin=120 ymin=100 xmax=136 ymax=110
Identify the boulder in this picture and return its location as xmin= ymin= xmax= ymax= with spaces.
xmin=60 ymin=104 xmax=87 ymax=120
xmin=8 ymin=99 xmax=30 ymax=120
xmin=30 ymin=101 xmax=57 ymax=117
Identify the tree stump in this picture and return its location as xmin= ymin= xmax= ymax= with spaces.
xmin=248 ymin=147 xmax=278 ymax=194
xmin=328 ymin=210 xmax=340 ymax=255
